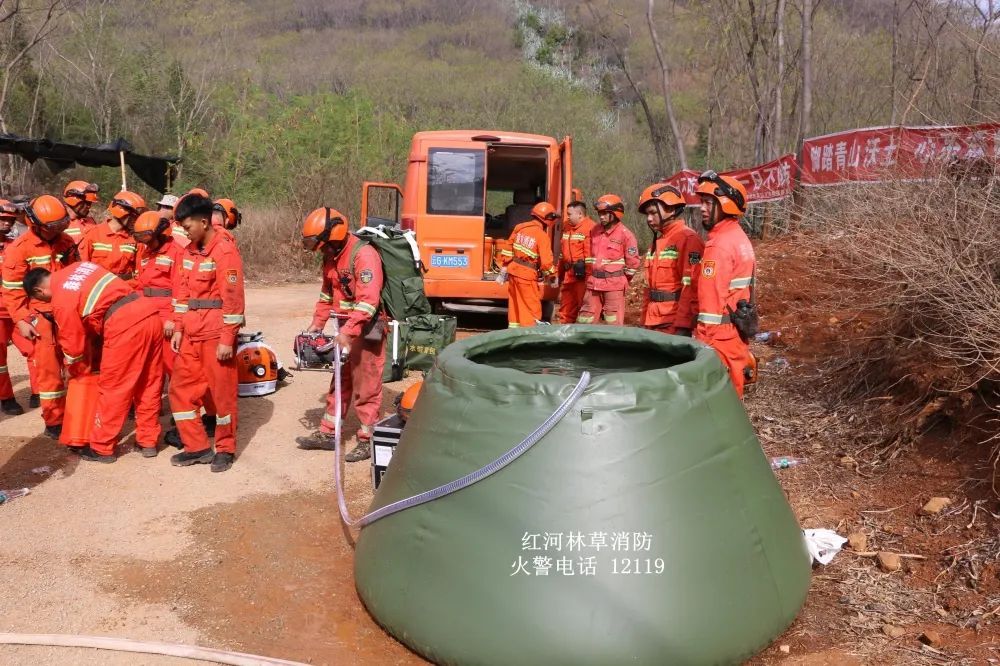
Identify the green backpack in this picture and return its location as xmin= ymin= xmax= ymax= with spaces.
xmin=351 ymin=226 xmax=431 ymax=322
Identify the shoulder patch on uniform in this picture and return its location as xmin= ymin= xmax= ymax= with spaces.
xmin=627 ymin=245 xmax=638 ymax=256
xmin=689 ymin=251 xmax=702 ymax=265
xmin=702 ymin=260 xmax=716 ymax=278
xmin=226 ymin=269 xmax=238 ymax=284
xmin=359 ymin=268 xmax=373 ymax=284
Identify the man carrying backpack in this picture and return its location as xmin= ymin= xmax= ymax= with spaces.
xmin=295 ymin=207 xmax=384 ymax=462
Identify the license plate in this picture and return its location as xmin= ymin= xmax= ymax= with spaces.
xmin=431 ymin=254 xmax=469 ymax=268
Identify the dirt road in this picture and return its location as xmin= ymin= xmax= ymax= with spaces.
xmin=0 ymin=283 xmax=423 ymax=665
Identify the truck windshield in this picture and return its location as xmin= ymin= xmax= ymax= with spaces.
xmin=427 ymin=148 xmax=485 ymax=216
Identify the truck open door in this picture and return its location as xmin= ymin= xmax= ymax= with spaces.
xmin=361 ymin=181 xmax=403 ymax=228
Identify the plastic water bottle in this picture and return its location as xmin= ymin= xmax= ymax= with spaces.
xmin=0 ymin=488 xmax=30 ymax=504
xmin=770 ymin=457 xmax=805 ymax=470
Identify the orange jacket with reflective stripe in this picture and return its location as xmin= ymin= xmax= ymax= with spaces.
xmin=641 ymin=220 xmax=704 ymax=329
xmin=65 ymin=215 xmax=97 ymax=244
xmin=501 ymin=220 xmax=555 ymax=281
xmin=694 ymin=218 xmax=756 ymax=342
xmin=585 ymin=221 xmax=640 ymax=292
xmin=311 ymin=235 xmax=383 ymax=338
xmin=174 ymin=232 xmax=245 ymax=345
xmin=135 ymin=238 xmax=185 ymax=323
xmin=559 ymin=216 xmax=595 ymax=284
xmin=1 ymin=229 xmax=78 ymax=322
xmin=50 ymin=262 xmax=159 ymax=367
xmin=79 ymin=222 xmax=138 ymax=282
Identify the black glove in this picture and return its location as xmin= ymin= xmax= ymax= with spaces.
xmin=673 ymin=328 xmax=692 ymax=337
xmin=572 ymin=259 xmax=586 ymax=279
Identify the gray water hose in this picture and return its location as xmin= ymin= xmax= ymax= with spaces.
xmin=330 ymin=320 xmax=592 ymax=528
xmin=0 ymin=633 xmax=307 ymax=665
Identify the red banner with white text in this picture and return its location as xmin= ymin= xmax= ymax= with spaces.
xmin=800 ymin=123 xmax=1000 ymax=186
xmin=663 ymin=153 xmax=798 ymax=206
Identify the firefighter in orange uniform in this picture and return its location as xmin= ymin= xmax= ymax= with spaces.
xmin=62 ymin=181 xmax=100 ymax=244
xmin=133 ymin=211 xmax=185 ymax=374
xmin=498 ymin=202 xmax=557 ymax=328
xmin=23 ymin=263 xmax=164 ymax=462
xmin=638 ymin=184 xmax=704 ymax=334
xmin=168 ymin=194 xmax=245 ymax=472
xmin=557 ymin=201 xmax=595 ymax=324
xmin=295 ymin=207 xmax=385 ymax=462
xmin=1 ymin=195 xmax=79 ymax=437
xmin=0 ymin=200 xmax=34 ymax=415
xmin=576 ymin=194 xmax=640 ymax=326
xmin=212 ymin=198 xmax=240 ymax=243
xmin=694 ymin=171 xmax=757 ymax=399
xmin=79 ymin=191 xmax=145 ymax=283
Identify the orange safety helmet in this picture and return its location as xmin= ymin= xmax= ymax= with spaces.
xmin=302 ymin=207 xmax=349 ymax=251
xmin=26 ymin=194 xmax=70 ymax=230
xmin=132 ymin=210 xmax=171 ymax=238
xmin=637 ymin=183 xmax=685 ymax=213
xmin=214 ymin=198 xmax=241 ymax=229
xmin=0 ymin=198 xmax=17 ymax=220
xmin=187 ymin=187 xmax=210 ymax=198
xmin=530 ymin=201 xmax=559 ymax=225
xmin=63 ymin=180 xmax=100 ymax=207
xmin=695 ymin=171 xmax=747 ymax=216
xmin=236 ymin=339 xmax=281 ymax=397
xmin=397 ymin=380 xmax=424 ymax=422
xmin=594 ymin=194 xmax=625 ymax=222
xmin=108 ymin=191 xmax=147 ymax=220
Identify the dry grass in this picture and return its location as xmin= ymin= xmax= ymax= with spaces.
xmin=237 ymin=204 xmax=318 ymax=283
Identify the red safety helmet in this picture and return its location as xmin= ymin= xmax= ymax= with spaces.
xmin=132 ymin=211 xmax=171 ymax=239
xmin=26 ymin=195 xmax=70 ymax=231
xmin=214 ymin=198 xmax=241 ymax=229
xmin=108 ymin=191 xmax=147 ymax=220
xmin=302 ymin=207 xmax=349 ymax=251
xmin=637 ymin=183 xmax=685 ymax=214
xmin=63 ymin=180 xmax=100 ymax=207
xmin=187 ymin=187 xmax=210 ymax=198
xmin=695 ymin=171 xmax=747 ymax=216
xmin=530 ymin=202 xmax=559 ymax=225
xmin=594 ymin=194 xmax=625 ymax=222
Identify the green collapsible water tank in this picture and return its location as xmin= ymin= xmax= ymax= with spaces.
xmin=354 ymin=326 xmax=810 ymax=665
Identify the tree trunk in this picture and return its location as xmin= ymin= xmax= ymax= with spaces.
xmin=774 ymin=0 xmax=786 ymax=157
xmin=646 ymin=0 xmax=687 ymax=170
xmin=799 ymin=0 xmax=813 ymax=143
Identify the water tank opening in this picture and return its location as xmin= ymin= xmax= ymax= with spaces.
xmin=467 ymin=339 xmax=696 ymax=377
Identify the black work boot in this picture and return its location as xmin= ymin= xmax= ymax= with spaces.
xmin=29 ymin=393 xmax=40 ymax=408
xmin=345 ymin=439 xmax=372 ymax=462
xmin=164 ymin=429 xmax=184 ymax=449
xmin=79 ymin=446 xmax=116 ymax=464
xmin=170 ymin=449 xmax=214 ymax=467
xmin=44 ymin=423 xmax=62 ymax=440
xmin=1 ymin=398 xmax=24 ymax=415
xmin=202 ymin=414 xmax=217 ymax=438
xmin=138 ymin=445 xmax=158 ymax=458
xmin=296 ymin=431 xmax=335 ymax=451
xmin=210 ymin=452 xmax=234 ymax=473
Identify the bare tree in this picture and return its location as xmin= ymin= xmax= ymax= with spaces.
xmin=585 ymin=1 xmax=668 ymax=176
xmin=773 ymin=0 xmax=786 ymax=154
xmin=646 ymin=0 xmax=687 ymax=170
xmin=0 ymin=0 xmax=64 ymax=135
xmin=968 ymin=0 xmax=1000 ymax=119
xmin=799 ymin=0 xmax=813 ymax=142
